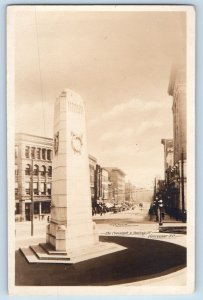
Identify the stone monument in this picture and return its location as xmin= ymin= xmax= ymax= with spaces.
xmin=20 ymin=89 xmax=125 ymax=264
xmin=46 ymin=89 xmax=97 ymax=251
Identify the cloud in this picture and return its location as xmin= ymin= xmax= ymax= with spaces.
xmin=136 ymin=120 xmax=163 ymax=134
xmin=99 ymin=127 xmax=134 ymax=142
xmin=87 ymin=98 xmax=164 ymax=127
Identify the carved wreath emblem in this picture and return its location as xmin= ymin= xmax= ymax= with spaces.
xmin=54 ymin=131 xmax=59 ymax=155
xmin=71 ymin=132 xmax=83 ymax=154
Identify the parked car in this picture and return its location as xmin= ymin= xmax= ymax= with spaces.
xmin=112 ymin=204 xmax=122 ymax=213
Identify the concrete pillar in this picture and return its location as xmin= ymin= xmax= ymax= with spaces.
xmin=46 ymin=89 xmax=97 ymax=251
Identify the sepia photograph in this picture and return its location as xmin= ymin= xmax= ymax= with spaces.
xmin=7 ymin=5 xmax=195 ymax=295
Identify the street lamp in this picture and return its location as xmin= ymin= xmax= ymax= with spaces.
xmin=158 ymin=199 xmax=164 ymax=226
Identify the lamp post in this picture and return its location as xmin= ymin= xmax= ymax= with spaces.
xmin=158 ymin=199 xmax=164 ymax=226
xmin=181 ymin=150 xmax=186 ymax=222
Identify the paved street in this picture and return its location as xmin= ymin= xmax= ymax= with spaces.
xmin=15 ymin=206 xmax=186 ymax=249
xmin=15 ymin=205 xmax=187 ymax=286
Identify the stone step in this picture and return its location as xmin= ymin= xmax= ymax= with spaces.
xmin=20 ymin=242 xmax=126 ymax=264
xmin=20 ymin=247 xmax=71 ymax=264
xmin=30 ymin=245 xmax=70 ymax=261
xmin=39 ymin=243 xmax=67 ymax=255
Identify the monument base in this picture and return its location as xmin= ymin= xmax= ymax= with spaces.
xmin=46 ymin=220 xmax=98 ymax=251
xmin=20 ymin=241 xmax=126 ymax=264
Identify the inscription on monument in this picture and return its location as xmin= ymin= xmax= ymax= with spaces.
xmin=68 ymin=101 xmax=83 ymax=114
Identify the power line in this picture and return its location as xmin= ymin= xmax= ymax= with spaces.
xmin=34 ymin=8 xmax=46 ymax=137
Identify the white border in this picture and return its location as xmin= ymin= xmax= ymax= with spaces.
xmin=7 ymin=5 xmax=195 ymax=295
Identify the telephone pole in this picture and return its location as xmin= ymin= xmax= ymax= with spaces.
xmin=181 ymin=150 xmax=185 ymax=218
xmin=30 ymin=159 xmax=34 ymax=236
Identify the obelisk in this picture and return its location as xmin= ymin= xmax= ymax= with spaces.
xmin=46 ymin=89 xmax=97 ymax=251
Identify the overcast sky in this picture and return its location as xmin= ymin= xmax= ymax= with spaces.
xmin=14 ymin=7 xmax=186 ymax=188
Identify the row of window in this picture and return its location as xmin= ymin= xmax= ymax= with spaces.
xmin=25 ymin=182 xmax=51 ymax=196
xmin=25 ymin=164 xmax=52 ymax=177
xmin=15 ymin=182 xmax=51 ymax=196
xmin=25 ymin=146 xmax=52 ymax=160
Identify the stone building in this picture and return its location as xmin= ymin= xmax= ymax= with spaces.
xmin=167 ymin=65 xmax=187 ymax=220
xmin=88 ymin=154 xmax=97 ymax=206
xmin=15 ymin=133 xmax=108 ymax=221
xmin=94 ymin=165 xmax=109 ymax=204
xmin=15 ymin=133 xmax=53 ymax=221
xmin=105 ymin=168 xmax=126 ymax=205
xmin=168 ymin=66 xmax=186 ymax=163
xmin=101 ymin=168 xmax=109 ymax=203
xmin=161 ymin=139 xmax=174 ymax=177
xmin=125 ymin=181 xmax=136 ymax=207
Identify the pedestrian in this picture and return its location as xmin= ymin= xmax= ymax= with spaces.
xmin=100 ymin=204 xmax=103 ymax=216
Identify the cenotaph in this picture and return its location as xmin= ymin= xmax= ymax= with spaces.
xmin=20 ymin=89 xmax=125 ymax=264
xmin=46 ymin=89 xmax=98 ymax=251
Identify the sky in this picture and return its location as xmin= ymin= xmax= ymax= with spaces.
xmin=14 ymin=7 xmax=186 ymax=188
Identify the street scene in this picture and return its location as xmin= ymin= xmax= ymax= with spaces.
xmin=15 ymin=205 xmax=186 ymax=286
xmin=8 ymin=5 xmax=195 ymax=293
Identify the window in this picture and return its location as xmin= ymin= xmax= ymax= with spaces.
xmin=15 ymin=203 xmax=20 ymax=214
xmin=15 ymin=146 xmax=18 ymax=159
xmin=48 ymin=166 xmax=52 ymax=177
xmin=47 ymin=183 xmax=51 ymax=195
xmin=40 ymin=183 xmax=46 ymax=195
xmin=42 ymin=149 xmax=46 ymax=160
xmin=41 ymin=165 xmax=46 ymax=177
xmin=36 ymin=148 xmax=41 ymax=159
xmin=33 ymin=165 xmax=39 ymax=176
xmin=25 ymin=164 xmax=31 ymax=175
xmin=31 ymin=147 xmax=35 ymax=159
xmin=25 ymin=182 xmax=30 ymax=194
xmin=15 ymin=165 xmax=18 ymax=176
xmin=89 ymin=165 xmax=94 ymax=184
xmin=41 ymin=201 xmax=51 ymax=214
xmin=25 ymin=146 xmax=30 ymax=158
xmin=33 ymin=182 xmax=38 ymax=195
xmin=47 ymin=149 xmax=52 ymax=161
xmin=15 ymin=182 xmax=18 ymax=195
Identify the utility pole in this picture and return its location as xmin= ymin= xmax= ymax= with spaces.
xmin=30 ymin=159 xmax=34 ymax=236
xmin=181 ymin=150 xmax=185 ymax=216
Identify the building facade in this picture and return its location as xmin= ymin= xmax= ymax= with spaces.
xmin=167 ymin=65 xmax=187 ymax=220
xmin=105 ymin=168 xmax=126 ymax=205
xmin=101 ymin=168 xmax=109 ymax=203
xmin=161 ymin=139 xmax=174 ymax=177
xmin=168 ymin=66 xmax=186 ymax=164
xmin=93 ymin=165 xmax=110 ymax=204
xmin=15 ymin=133 xmax=53 ymax=221
xmin=15 ymin=133 xmax=112 ymax=221
xmin=88 ymin=154 xmax=97 ymax=207
xmin=125 ymin=181 xmax=136 ymax=207
xmin=15 ymin=133 xmax=128 ymax=220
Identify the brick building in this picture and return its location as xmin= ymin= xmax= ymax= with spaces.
xmin=15 ymin=133 xmax=53 ymax=221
